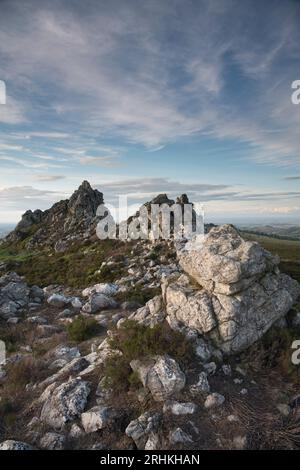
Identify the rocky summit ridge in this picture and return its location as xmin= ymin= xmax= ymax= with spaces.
xmin=5 ymin=181 xmax=104 ymax=252
xmin=0 ymin=183 xmax=300 ymax=451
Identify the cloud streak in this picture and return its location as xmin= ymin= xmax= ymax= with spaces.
xmin=0 ymin=0 xmax=299 ymax=163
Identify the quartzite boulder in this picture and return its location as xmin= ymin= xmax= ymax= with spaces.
xmin=165 ymin=225 xmax=300 ymax=353
xmin=130 ymin=354 xmax=186 ymax=402
xmin=178 ymin=224 xmax=280 ymax=295
xmin=40 ymin=378 xmax=90 ymax=429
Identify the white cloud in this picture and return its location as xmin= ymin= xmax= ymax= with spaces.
xmin=0 ymin=0 xmax=299 ymax=161
xmin=32 ymin=174 xmax=65 ymax=182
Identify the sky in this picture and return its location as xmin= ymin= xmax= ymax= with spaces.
xmin=0 ymin=0 xmax=300 ymax=225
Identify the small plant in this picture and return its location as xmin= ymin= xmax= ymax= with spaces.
xmin=244 ymin=325 xmax=300 ymax=381
xmin=67 ymin=315 xmax=101 ymax=342
xmin=102 ymin=320 xmax=194 ymax=392
xmin=5 ymin=356 xmax=46 ymax=394
xmin=102 ymin=355 xmax=132 ymax=391
xmin=114 ymin=286 xmax=161 ymax=305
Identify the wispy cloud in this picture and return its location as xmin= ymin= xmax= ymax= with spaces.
xmin=283 ymin=176 xmax=300 ymax=181
xmin=0 ymin=0 xmax=299 ymax=162
xmin=32 ymin=174 xmax=66 ymax=182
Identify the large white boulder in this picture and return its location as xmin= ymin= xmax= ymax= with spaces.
xmin=165 ymin=225 xmax=300 ymax=353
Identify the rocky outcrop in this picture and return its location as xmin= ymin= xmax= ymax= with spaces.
xmin=127 ymin=295 xmax=165 ymax=327
xmin=165 ymin=225 xmax=300 ymax=353
xmin=179 ymin=224 xmax=280 ymax=295
xmin=0 ymin=272 xmax=44 ymax=319
xmin=5 ymin=181 xmax=104 ymax=251
xmin=126 ymin=193 xmax=199 ymax=240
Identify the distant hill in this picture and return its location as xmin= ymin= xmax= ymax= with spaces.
xmin=239 ymin=224 xmax=300 ymax=240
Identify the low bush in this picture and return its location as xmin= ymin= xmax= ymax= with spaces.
xmin=5 ymin=356 xmax=46 ymax=395
xmin=67 ymin=316 xmax=101 ymax=342
xmin=102 ymin=320 xmax=194 ymax=391
xmin=244 ymin=325 xmax=300 ymax=381
xmin=114 ymin=286 xmax=161 ymax=305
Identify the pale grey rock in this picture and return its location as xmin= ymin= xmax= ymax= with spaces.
xmin=190 ymin=371 xmax=210 ymax=394
xmin=166 ymin=225 xmax=300 ymax=353
xmin=47 ymin=294 xmax=70 ymax=308
xmin=27 ymin=316 xmax=48 ymax=325
xmin=58 ymin=308 xmax=74 ymax=318
xmin=204 ymin=392 xmax=225 ymax=409
xmin=227 ymin=414 xmax=239 ymax=422
xmin=128 ymin=295 xmax=165 ymax=327
xmin=53 ymin=345 xmax=81 ymax=361
xmin=95 ymin=377 xmax=111 ymax=403
xmin=0 ymin=301 xmax=19 ymax=319
xmin=232 ymin=435 xmax=247 ymax=450
xmin=145 ymin=432 xmax=161 ymax=450
xmin=276 ymin=403 xmax=290 ymax=416
xmin=233 ymin=378 xmax=243 ymax=385
xmin=125 ymin=412 xmax=161 ymax=449
xmin=71 ymin=297 xmax=82 ymax=310
xmin=82 ymin=283 xmax=118 ymax=297
xmin=168 ymin=428 xmax=193 ymax=444
xmin=0 ymin=440 xmax=34 ymax=450
xmin=235 ymin=366 xmax=246 ymax=376
xmin=30 ymin=285 xmax=44 ymax=300
xmin=69 ymin=423 xmax=84 ymax=439
xmin=40 ymin=432 xmax=65 ymax=450
xmin=178 ymin=224 xmax=279 ymax=295
xmin=163 ymin=401 xmax=197 ymax=415
xmin=195 ymin=338 xmax=212 ymax=362
xmin=40 ymin=378 xmax=90 ymax=429
xmin=82 ymin=293 xmax=117 ymax=313
xmin=166 ymin=281 xmax=217 ymax=334
xmin=203 ymin=362 xmax=217 ymax=375
xmin=6 ymin=316 xmax=21 ymax=324
xmin=81 ymin=406 xmax=116 ymax=433
xmin=130 ymin=355 xmax=185 ymax=402
xmin=222 ymin=364 xmax=232 ymax=376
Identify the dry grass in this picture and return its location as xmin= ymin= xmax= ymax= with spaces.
xmin=232 ymin=397 xmax=300 ymax=449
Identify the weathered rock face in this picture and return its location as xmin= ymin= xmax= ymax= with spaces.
xmin=125 ymin=412 xmax=162 ymax=449
xmin=165 ymin=225 xmax=300 ymax=353
xmin=126 ymin=193 xmax=198 ymax=240
xmin=179 ymin=224 xmax=280 ymax=295
xmin=0 ymin=272 xmax=44 ymax=319
xmin=128 ymin=295 xmax=166 ymax=327
xmin=82 ymin=293 xmax=117 ymax=314
xmin=81 ymin=406 xmax=117 ymax=433
xmin=130 ymin=355 xmax=186 ymax=402
xmin=40 ymin=378 xmax=90 ymax=429
xmin=6 ymin=181 xmax=104 ymax=250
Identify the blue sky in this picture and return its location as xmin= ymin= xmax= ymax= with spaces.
xmin=0 ymin=0 xmax=300 ymax=224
